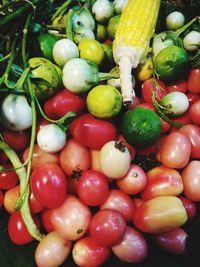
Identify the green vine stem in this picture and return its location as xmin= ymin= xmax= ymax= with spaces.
xmin=66 ymin=9 xmax=74 ymax=41
xmin=0 ymin=141 xmax=43 ymax=241
xmin=51 ymin=0 xmax=73 ymax=22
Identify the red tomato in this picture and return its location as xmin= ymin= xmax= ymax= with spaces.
xmin=2 ymin=130 xmax=30 ymax=151
xmin=77 ymin=170 xmax=109 ymax=206
xmin=72 ymin=236 xmax=110 ymax=267
xmin=160 ymin=132 xmax=191 ymax=169
xmin=69 ymin=113 xmax=117 ymax=150
xmin=182 ymin=160 xmax=200 ymax=201
xmin=60 ymin=139 xmax=91 ymax=177
xmin=179 ymin=196 xmax=196 ymax=221
xmin=111 ymin=226 xmax=148 ymax=263
xmin=31 ymin=163 xmax=67 ymax=209
xmin=141 ymin=166 xmax=183 ymax=200
xmin=160 ymin=118 xmax=171 ymax=134
xmin=179 ymin=124 xmax=200 ymax=159
xmin=23 ymin=144 xmax=59 ymax=170
xmin=187 ymin=68 xmax=200 ymax=94
xmin=0 ymin=190 xmax=3 ymax=208
xmin=0 ymin=150 xmax=9 ymax=163
xmin=153 ymin=228 xmax=188 ymax=254
xmin=8 ymin=211 xmax=40 ymax=245
xmin=0 ymin=163 xmax=19 ymax=190
xmin=167 ymin=80 xmax=187 ymax=93
xmin=41 ymin=209 xmax=54 ymax=233
xmin=189 ymin=99 xmax=200 ymax=126
xmin=141 ymin=78 xmax=167 ymax=105
xmin=117 ymin=164 xmax=147 ymax=195
xmin=51 ymin=195 xmax=91 ymax=240
xmin=100 ymin=189 xmax=135 ymax=223
xmin=29 ymin=191 xmax=44 ymax=214
xmin=132 ymin=196 xmax=188 ymax=234
xmin=187 ymin=92 xmax=200 ymax=106
xmin=117 ymin=134 xmax=136 ymax=160
xmin=44 ymin=89 xmax=86 ymax=119
xmin=90 ymin=209 xmax=126 ymax=247
xmin=135 ymin=102 xmax=156 ymax=111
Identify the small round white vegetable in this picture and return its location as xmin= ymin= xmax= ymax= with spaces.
xmin=37 ymin=124 xmax=66 ymax=153
xmin=73 ymin=27 xmax=95 ymax=44
xmin=183 ymin=30 xmax=200 ymax=52
xmin=166 ymin=11 xmax=185 ymax=30
xmin=113 ymin=0 xmax=128 ymax=14
xmin=53 ymin=39 xmax=79 ymax=67
xmin=92 ymin=0 xmax=114 ymax=23
xmin=152 ymin=32 xmax=174 ymax=57
xmin=160 ymin=92 xmax=189 ymax=117
xmin=62 ymin=58 xmax=98 ymax=94
xmin=99 ymin=141 xmax=131 ymax=179
xmin=0 ymin=94 xmax=32 ymax=131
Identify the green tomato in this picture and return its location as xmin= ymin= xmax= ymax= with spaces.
xmin=96 ymin=24 xmax=107 ymax=42
xmin=107 ymin=15 xmax=120 ymax=40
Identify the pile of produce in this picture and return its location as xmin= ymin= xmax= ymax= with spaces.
xmin=0 ymin=0 xmax=200 ymax=266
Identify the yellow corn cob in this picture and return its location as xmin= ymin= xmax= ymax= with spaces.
xmin=113 ymin=0 xmax=161 ymax=105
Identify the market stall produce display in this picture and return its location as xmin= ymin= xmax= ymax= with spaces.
xmin=0 ymin=0 xmax=200 ymax=266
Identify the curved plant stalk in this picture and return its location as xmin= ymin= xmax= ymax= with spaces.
xmin=0 ymin=141 xmax=43 ymax=241
xmin=51 ymin=0 xmax=73 ymax=22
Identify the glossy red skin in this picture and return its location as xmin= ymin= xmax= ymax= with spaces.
xmin=179 ymin=196 xmax=197 ymax=221
xmin=141 ymin=166 xmax=183 ymax=200
xmin=127 ymin=96 xmax=140 ymax=110
xmin=141 ymin=78 xmax=167 ymax=105
xmin=179 ymin=124 xmax=200 ymax=159
xmin=187 ymin=93 xmax=200 ymax=106
xmin=167 ymin=80 xmax=187 ymax=93
xmin=187 ymin=68 xmax=200 ymax=94
xmin=51 ymin=195 xmax=92 ymax=240
xmin=117 ymin=164 xmax=147 ymax=195
xmin=112 ymin=226 xmax=148 ymax=263
xmin=44 ymin=88 xmax=86 ymax=119
xmin=41 ymin=209 xmax=54 ymax=233
xmin=132 ymin=196 xmax=188 ymax=234
xmin=69 ymin=113 xmax=117 ymax=150
xmin=100 ymin=189 xmax=135 ymax=223
xmin=2 ymin=130 xmax=30 ymax=151
xmin=77 ymin=170 xmax=109 ymax=206
xmin=160 ymin=132 xmax=191 ymax=169
xmin=73 ymin=236 xmax=110 ymax=267
xmin=153 ymin=228 xmax=187 ymax=254
xmin=182 ymin=160 xmax=200 ymax=201
xmin=136 ymin=102 xmax=156 ymax=111
xmin=0 ymin=190 xmax=3 ymax=208
xmin=189 ymin=99 xmax=200 ymax=126
xmin=117 ymin=134 xmax=136 ymax=160
xmin=8 ymin=211 xmax=40 ymax=245
xmin=31 ymin=163 xmax=67 ymax=209
xmin=0 ymin=163 xmax=19 ymax=190
xmin=60 ymin=139 xmax=91 ymax=176
xmin=29 ymin=191 xmax=44 ymax=214
xmin=137 ymin=142 xmax=158 ymax=156
xmin=23 ymin=144 xmax=59 ymax=170
xmin=90 ymin=209 xmax=126 ymax=247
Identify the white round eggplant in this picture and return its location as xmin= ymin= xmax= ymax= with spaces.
xmin=99 ymin=140 xmax=131 ymax=179
xmin=166 ymin=11 xmax=185 ymax=30
xmin=37 ymin=124 xmax=66 ymax=153
xmin=0 ymin=94 xmax=32 ymax=131
xmin=53 ymin=38 xmax=79 ymax=67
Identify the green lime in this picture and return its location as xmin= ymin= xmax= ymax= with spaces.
xmin=107 ymin=15 xmax=121 ymax=40
xmin=96 ymin=23 xmax=107 ymax=42
xmin=37 ymin=33 xmax=58 ymax=61
xmin=121 ymin=107 xmax=161 ymax=148
xmin=154 ymin=45 xmax=189 ymax=83
xmin=86 ymin=85 xmax=122 ymax=118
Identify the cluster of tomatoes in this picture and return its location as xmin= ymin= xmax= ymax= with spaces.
xmin=0 ymin=66 xmax=200 ymax=267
